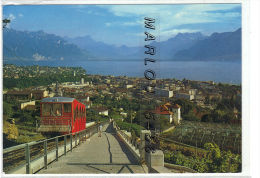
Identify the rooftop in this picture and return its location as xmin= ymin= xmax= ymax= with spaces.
xmin=41 ymin=97 xmax=75 ymax=103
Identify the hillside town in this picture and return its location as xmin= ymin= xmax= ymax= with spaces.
xmin=3 ymin=64 xmax=241 ymax=135
xmin=3 ymin=64 xmax=242 ymax=173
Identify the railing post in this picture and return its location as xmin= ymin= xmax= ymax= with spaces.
xmin=75 ymin=133 xmax=77 ymax=147
xmin=64 ymin=135 xmax=67 ymax=155
xmin=77 ymin=132 xmax=79 ymax=145
xmin=55 ymin=137 xmax=58 ymax=161
xmin=140 ymin=130 xmax=151 ymax=163
xmin=79 ymin=132 xmax=81 ymax=145
xmin=70 ymin=134 xmax=72 ymax=152
xmin=25 ymin=144 xmax=31 ymax=174
xmin=44 ymin=140 xmax=47 ymax=169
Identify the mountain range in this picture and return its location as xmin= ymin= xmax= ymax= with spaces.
xmin=3 ymin=28 xmax=241 ymax=65
xmin=174 ymin=28 xmax=241 ymax=61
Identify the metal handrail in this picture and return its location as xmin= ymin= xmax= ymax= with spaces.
xmin=113 ymin=122 xmax=141 ymax=150
xmin=3 ymin=122 xmax=109 ymax=174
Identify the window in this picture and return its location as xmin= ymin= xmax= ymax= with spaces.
xmin=80 ymin=107 xmax=83 ymax=117
xmin=75 ymin=106 xmax=79 ymax=119
xmin=64 ymin=103 xmax=72 ymax=113
xmin=74 ymin=107 xmax=76 ymax=122
xmin=53 ymin=104 xmax=62 ymax=116
xmin=42 ymin=104 xmax=52 ymax=116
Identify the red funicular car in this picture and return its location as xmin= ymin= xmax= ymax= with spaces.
xmin=38 ymin=97 xmax=86 ymax=135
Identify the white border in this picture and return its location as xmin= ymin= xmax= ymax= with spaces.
xmin=250 ymin=1 xmax=260 ymax=178
xmin=0 ymin=0 xmax=255 ymax=177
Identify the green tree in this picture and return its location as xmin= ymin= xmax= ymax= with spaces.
xmin=3 ymin=102 xmax=13 ymax=118
xmin=201 ymin=114 xmax=213 ymax=122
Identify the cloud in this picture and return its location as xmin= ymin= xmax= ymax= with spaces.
xmin=105 ymin=22 xmax=112 ymax=27
xmin=76 ymin=8 xmax=105 ymax=16
xmin=122 ymin=20 xmax=142 ymax=26
xmin=18 ymin=13 xmax=23 ymax=17
xmin=8 ymin=13 xmax=16 ymax=20
xmin=98 ymin=4 xmax=241 ymax=31
xmin=33 ymin=53 xmax=47 ymax=61
xmin=104 ymin=20 xmax=142 ymax=27
xmin=160 ymin=29 xmax=201 ymax=41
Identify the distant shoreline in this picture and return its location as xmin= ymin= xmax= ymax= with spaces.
xmin=3 ymin=63 xmax=242 ymax=86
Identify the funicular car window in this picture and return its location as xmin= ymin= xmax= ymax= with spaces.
xmin=42 ymin=104 xmax=52 ymax=116
xmin=64 ymin=103 xmax=71 ymax=113
xmin=74 ymin=105 xmax=78 ymax=122
xmin=80 ymin=107 xmax=82 ymax=117
xmin=53 ymin=104 xmax=62 ymax=116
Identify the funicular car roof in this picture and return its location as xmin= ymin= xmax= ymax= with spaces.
xmin=41 ymin=97 xmax=75 ymax=103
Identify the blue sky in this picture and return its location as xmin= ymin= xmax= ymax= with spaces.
xmin=3 ymin=4 xmax=241 ymax=47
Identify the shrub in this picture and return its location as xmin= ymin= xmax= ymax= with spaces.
xmin=115 ymin=120 xmax=145 ymax=136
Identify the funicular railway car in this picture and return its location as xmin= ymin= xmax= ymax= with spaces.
xmin=37 ymin=97 xmax=86 ymax=135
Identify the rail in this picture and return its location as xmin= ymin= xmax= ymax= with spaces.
xmin=113 ymin=121 xmax=141 ymax=158
xmin=113 ymin=122 xmax=197 ymax=173
xmin=3 ymin=122 xmax=108 ymax=174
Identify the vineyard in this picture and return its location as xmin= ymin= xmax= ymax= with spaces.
xmin=162 ymin=120 xmax=241 ymax=154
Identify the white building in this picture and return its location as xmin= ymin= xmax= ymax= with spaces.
xmin=20 ymin=100 xmax=36 ymax=110
xmin=99 ymin=110 xmax=108 ymax=116
xmin=151 ymin=103 xmax=181 ymax=125
xmin=81 ymin=78 xmax=84 ymax=84
xmin=175 ymin=93 xmax=194 ymax=101
xmin=126 ymin=84 xmax=133 ymax=89
xmin=172 ymin=104 xmax=181 ymax=125
xmin=97 ymin=108 xmax=109 ymax=116
xmin=189 ymin=89 xmax=198 ymax=95
xmin=155 ymin=88 xmax=173 ymax=98
xmin=120 ymin=112 xmax=128 ymax=117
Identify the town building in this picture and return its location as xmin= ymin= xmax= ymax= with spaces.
xmin=32 ymin=90 xmax=48 ymax=100
xmin=175 ymin=93 xmax=195 ymax=101
xmin=155 ymin=88 xmax=173 ymax=98
xmin=95 ymin=107 xmax=109 ymax=116
xmin=81 ymin=78 xmax=84 ymax=84
xmin=189 ymin=89 xmax=198 ymax=95
xmin=20 ymin=100 xmax=36 ymax=110
xmin=5 ymin=90 xmax=33 ymax=100
xmin=126 ymin=84 xmax=133 ymax=89
xmin=151 ymin=103 xmax=181 ymax=125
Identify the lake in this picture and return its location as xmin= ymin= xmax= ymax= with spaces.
xmin=76 ymin=60 xmax=241 ymax=84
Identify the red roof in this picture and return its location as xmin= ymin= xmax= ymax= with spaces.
xmin=151 ymin=104 xmax=172 ymax=115
xmin=151 ymin=108 xmax=171 ymax=115
xmin=151 ymin=103 xmax=181 ymax=115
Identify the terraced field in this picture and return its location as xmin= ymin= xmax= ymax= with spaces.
xmin=163 ymin=120 xmax=241 ymax=153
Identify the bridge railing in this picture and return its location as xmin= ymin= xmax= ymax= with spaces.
xmin=112 ymin=121 xmax=141 ymax=161
xmin=118 ymin=128 xmax=141 ymax=151
xmin=113 ymin=122 xmax=197 ymax=173
xmin=3 ymin=122 xmax=107 ymax=174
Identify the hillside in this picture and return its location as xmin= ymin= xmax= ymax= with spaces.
xmin=3 ymin=29 xmax=89 ymax=63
